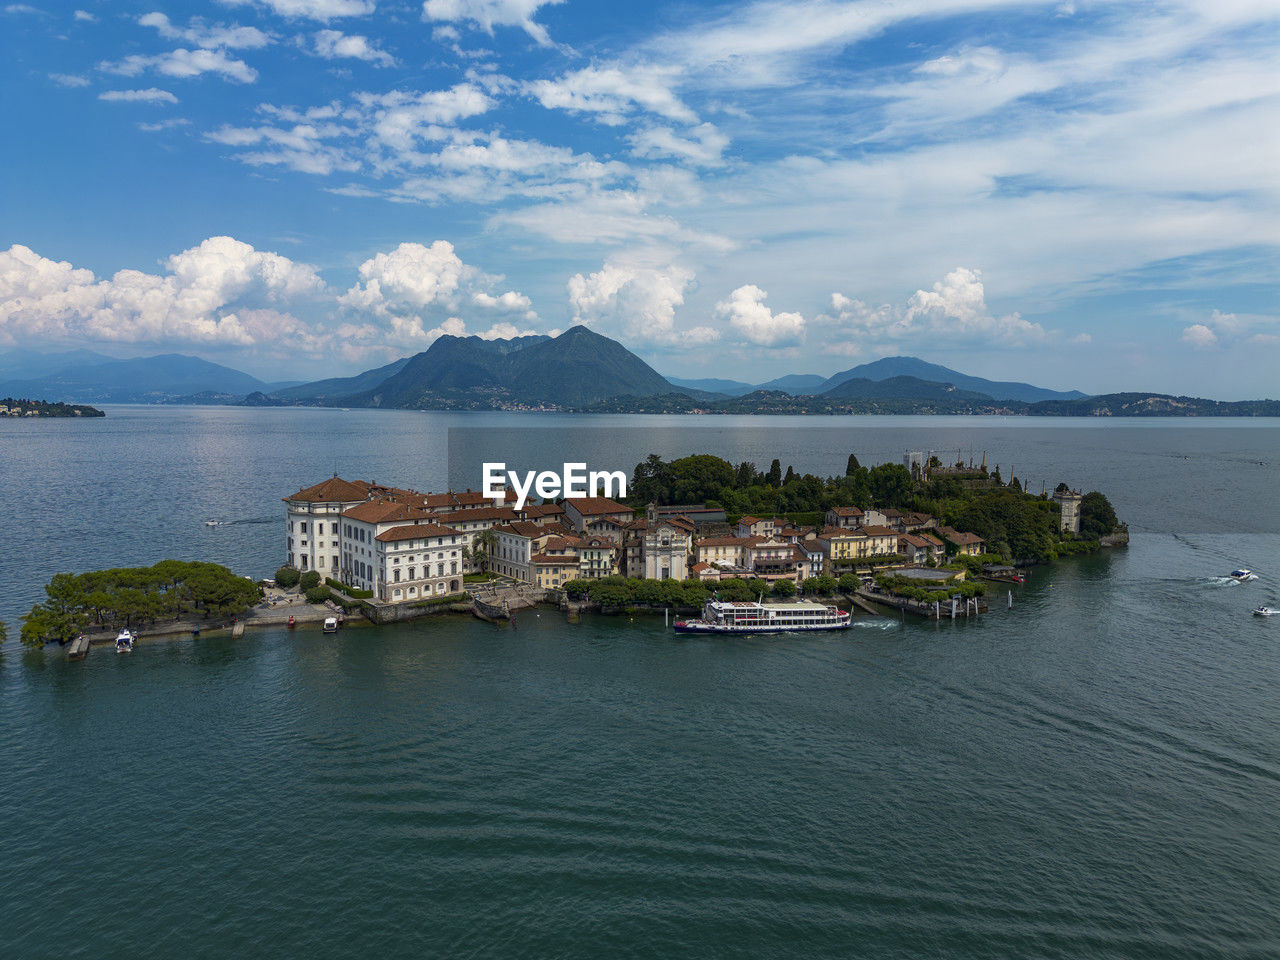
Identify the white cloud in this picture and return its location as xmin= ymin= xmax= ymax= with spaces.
xmin=312 ymin=29 xmax=396 ymax=66
xmin=629 ymin=123 xmax=728 ymax=166
xmin=99 ymin=88 xmax=180 ymax=104
xmin=220 ymin=0 xmax=375 ymax=21
xmin=0 ymin=238 xmax=326 ymax=348
xmin=422 ymin=0 xmax=563 ymax=46
xmin=820 ymin=268 xmax=1050 ymax=346
xmin=74 ymin=9 xmax=95 ymax=21
xmin=102 ymin=48 xmax=259 ymax=83
xmin=568 ymin=259 xmax=703 ymax=345
xmin=715 ymin=284 xmax=805 ymax=346
xmin=526 ymin=64 xmax=696 ymax=125
xmin=340 ymin=241 xmax=539 ymax=327
xmin=1181 ymin=323 xmax=1218 ymax=349
xmin=139 ymin=12 xmax=272 ymax=50
xmin=50 ymin=73 xmax=90 ymax=87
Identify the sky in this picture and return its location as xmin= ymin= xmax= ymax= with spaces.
xmin=1 ymin=0 xmax=1277 ymax=397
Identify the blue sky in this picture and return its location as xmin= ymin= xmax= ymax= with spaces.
xmin=1 ymin=0 xmax=1277 ymax=397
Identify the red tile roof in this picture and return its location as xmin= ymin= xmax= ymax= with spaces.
xmin=375 ymin=523 xmax=461 ymax=542
xmin=564 ymin=496 xmax=632 ymax=516
xmin=342 ymin=500 xmax=436 ymax=524
xmin=285 ymin=476 xmax=372 ymax=503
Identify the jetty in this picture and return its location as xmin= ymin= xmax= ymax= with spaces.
xmin=857 ymin=587 xmax=987 ymax=620
xmin=66 ymin=634 xmax=91 ymax=661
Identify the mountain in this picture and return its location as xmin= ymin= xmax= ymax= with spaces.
xmin=820 ymin=375 xmax=998 ymax=403
xmin=274 ymin=356 xmax=414 ymax=402
xmin=355 ymin=327 xmax=678 ymax=409
xmin=757 ymin=374 xmax=828 ymax=394
xmin=1026 ymin=393 xmax=1280 ymax=417
xmin=667 ymin=377 xmax=757 ymax=396
xmin=821 ymin=356 xmax=1085 ymax=403
xmin=0 ymin=353 xmax=268 ymax=403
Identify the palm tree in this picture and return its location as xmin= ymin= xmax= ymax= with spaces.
xmin=472 ymin=529 xmax=498 ymax=573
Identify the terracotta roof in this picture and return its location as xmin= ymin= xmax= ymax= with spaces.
xmin=579 ymin=536 xmax=615 ymax=550
xmin=738 ymin=516 xmax=765 ymax=525
xmin=532 ymin=553 xmax=578 ymax=566
xmin=698 ymin=535 xmax=755 ymax=547
xmin=564 ymin=496 xmax=632 ymax=516
xmin=920 ymin=533 xmax=945 ymax=547
xmin=285 ymin=476 xmax=372 ymax=503
xmin=899 ymin=533 xmax=935 ymax=549
xmin=435 ymin=506 xmax=519 ymax=524
xmin=342 ymin=500 xmax=438 ymax=524
xmin=522 ymin=502 xmax=565 ymax=518
xmin=861 ymin=525 xmax=899 ymax=537
xmin=375 ymin=523 xmax=461 ymax=542
xmin=493 ymin=521 xmax=557 ymax=540
xmin=541 ymin=535 xmax=581 ymax=552
xmin=821 ymin=525 xmax=865 ymax=538
xmin=829 ymin=506 xmax=863 ymax=517
xmin=946 ymin=530 xmax=984 ymax=545
xmin=691 ymin=561 xmax=711 ymax=573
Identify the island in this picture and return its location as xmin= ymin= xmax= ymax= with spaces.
xmin=0 ymin=396 xmax=105 ymax=417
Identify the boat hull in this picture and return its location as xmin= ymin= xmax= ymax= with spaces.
xmin=673 ymin=620 xmax=851 ymax=634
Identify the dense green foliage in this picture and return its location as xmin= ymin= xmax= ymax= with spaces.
xmin=299 ymin=570 xmax=321 ymax=591
xmin=413 ymin=593 xmax=470 ymax=608
xmin=20 ymin=561 xmax=262 ymax=647
xmin=324 ymin=577 xmax=373 ymax=599
xmin=305 ymin=585 xmax=332 ymax=604
xmin=1 ymin=397 xmax=106 ymax=417
xmin=0 ymin=621 xmax=7 ymax=647
xmin=1080 ymin=491 xmax=1120 ymax=539
xmin=875 ymin=573 xmax=986 ymax=604
xmin=274 ymin=566 xmax=300 ymax=588
xmin=630 ymin=453 xmax=917 ymax=517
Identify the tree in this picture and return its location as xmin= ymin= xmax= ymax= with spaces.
xmin=305 ymin=585 xmax=331 ymax=604
xmin=838 ymin=573 xmax=859 ymax=593
xmin=472 ymin=528 xmax=498 ymax=572
xmin=845 ymin=453 xmax=860 ymax=476
xmin=771 ymin=578 xmax=797 ymax=597
xmin=783 ymin=465 xmax=796 ymax=486
xmin=1080 ymin=491 xmax=1119 ymax=539
xmin=767 ymin=459 xmax=782 ymax=487
xmin=299 ymin=570 xmax=321 ymax=591
xmin=275 ymin=566 xmax=300 ymax=588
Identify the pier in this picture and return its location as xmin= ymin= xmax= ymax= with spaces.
xmin=66 ymin=634 xmax=91 ymax=661
xmin=857 ymin=587 xmax=987 ymax=620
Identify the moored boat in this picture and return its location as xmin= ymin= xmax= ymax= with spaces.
xmin=114 ymin=629 xmax=134 ymax=654
xmin=287 ymin=615 xmax=296 ymax=628
xmin=322 ymin=616 xmax=339 ymax=634
xmin=674 ymin=598 xmax=851 ymax=634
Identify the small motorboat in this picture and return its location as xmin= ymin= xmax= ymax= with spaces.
xmin=115 ymin=629 xmax=135 ymax=654
xmin=1231 ymin=569 xmax=1259 ymax=582
xmin=204 ymin=519 xmax=221 ymax=527
xmin=322 ymin=616 xmax=339 ymax=634
xmin=287 ymin=615 xmax=296 ymax=628
xmin=1254 ymin=606 xmax=1279 ymax=617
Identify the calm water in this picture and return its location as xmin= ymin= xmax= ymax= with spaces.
xmin=2 ymin=409 xmax=1279 ymax=958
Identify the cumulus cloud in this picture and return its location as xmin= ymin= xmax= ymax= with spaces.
xmin=102 ymin=48 xmax=259 ymax=84
xmin=220 ymin=0 xmax=375 ymax=21
xmin=74 ymin=9 xmax=95 ymax=21
xmin=821 ymin=268 xmax=1050 ymax=347
xmin=568 ymin=258 xmax=711 ymax=345
xmin=139 ymin=12 xmax=272 ymax=49
xmin=422 ymin=0 xmax=564 ymax=46
xmin=50 ymin=72 xmax=90 ymax=87
xmin=99 ymin=88 xmax=179 ymax=104
xmin=312 ymin=29 xmax=396 ymax=66
xmin=338 ymin=241 xmax=540 ymax=344
xmin=0 ymin=238 xmax=325 ymax=348
xmin=1181 ymin=309 xmax=1278 ymax=350
xmin=715 ymin=284 xmax=805 ymax=346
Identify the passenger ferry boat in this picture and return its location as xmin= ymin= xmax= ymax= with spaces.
xmin=673 ymin=599 xmax=851 ymax=634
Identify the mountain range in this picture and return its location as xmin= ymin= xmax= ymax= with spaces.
xmin=3 ymin=333 xmax=1272 ymax=416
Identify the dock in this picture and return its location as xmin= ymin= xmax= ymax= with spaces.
xmin=845 ymin=593 xmax=882 ymax=616
xmin=856 ymin=587 xmax=987 ymax=620
xmin=66 ymin=634 xmax=91 ymax=661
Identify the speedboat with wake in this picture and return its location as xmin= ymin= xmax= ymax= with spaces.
xmin=1254 ymin=605 xmax=1279 ymax=617
xmin=115 ymin=629 xmax=135 ymax=653
xmin=1230 ymin=569 xmax=1259 ymax=582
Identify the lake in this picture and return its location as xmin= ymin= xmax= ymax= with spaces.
xmin=1 ymin=408 xmax=1277 ymax=958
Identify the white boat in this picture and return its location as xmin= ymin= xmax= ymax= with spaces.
xmin=114 ymin=629 xmax=134 ymax=653
xmin=322 ymin=616 xmax=339 ymax=634
xmin=204 ymin=519 xmax=221 ymax=526
xmin=1230 ymin=569 xmax=1259 ymax=582
xmin=674 ymin=598 xmax=851 ymax=634
xmin=1254 ymin=606 xmax=1279 ymax=617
